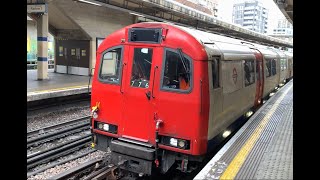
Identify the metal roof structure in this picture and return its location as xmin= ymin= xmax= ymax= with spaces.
xmin=274 ymin=0 xmax=293 ymax=25
xmin=28 ymin=0 xmax=293 ymax=48
xmin=92 ymin=0 xmax=293 ymax=48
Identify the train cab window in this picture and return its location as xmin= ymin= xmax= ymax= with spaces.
xmin=130 ymin=48 xmax=153 ymax=88
xmin=99 ymin=47 xmax=122 ymax=84
xmin=243 ymin=60 xmax=255 ymax=86
xmin=161 ymin=49 xmax=192 ymax=92
xmin=265 ymin=59 xmax=272 ymax=78
xmin=212 ymin=58 xmax=220 ymax=89
xmin=271 ymin=59 xmax=277 ymax=76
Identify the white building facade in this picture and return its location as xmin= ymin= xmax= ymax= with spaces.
xmin=232 ymin=0 xmax=268 ymax=34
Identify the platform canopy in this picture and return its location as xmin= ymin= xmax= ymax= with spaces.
xmin=28 ymin=0 xmax=293 ymax=48
xmin=274 ymin=0 xmax=293 ymax=25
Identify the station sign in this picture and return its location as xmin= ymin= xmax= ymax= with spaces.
xmin=27 ymin=3 xmax=47 ymax=13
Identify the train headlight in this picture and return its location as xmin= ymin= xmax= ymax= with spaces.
xmin=170 ymin=138 xmax=178 ymax=147
xmin=103 ymin=124 xmax=109 ymax=131
xmin=160 ymin=136 xmax=190 ymax=150
xmin=91 ymin=102 xmax=100 ymax=119
xmin=178 ymin=140 xmax=186 ymax=148
xmin=92 ymin=111 xmax=98 ymax=119
xmin=94 ymin=121 xmax=118 ymax=134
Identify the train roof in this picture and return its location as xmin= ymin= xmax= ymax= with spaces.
xmin=99 ymin=22 xmax=292 ymax=61
xmin=174 ymin=24 xmax=256 ymax=59
xmin=268 ymin=48 xmax=287 ymax=58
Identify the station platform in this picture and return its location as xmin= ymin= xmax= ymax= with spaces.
xmin=27 ymin=69 xmax=92 ymax=102
xmin=194 ymin=80 xmax=293 ymax=180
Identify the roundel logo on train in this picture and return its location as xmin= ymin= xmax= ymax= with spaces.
xmin=232 ymin=67 xmax=238 ymax=84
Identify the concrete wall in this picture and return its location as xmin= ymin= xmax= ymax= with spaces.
xmin=53 ymin=0 xmax=135 ymax=75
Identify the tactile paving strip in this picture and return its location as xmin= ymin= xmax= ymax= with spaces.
xmin=254 ymin=89 xmax=293 ymax=179
xmin=236 ymin=85 xmax=293 ymax=179
xmin=194 ymin=80 xmax=293 ymax=180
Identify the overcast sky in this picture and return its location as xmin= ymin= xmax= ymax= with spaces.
xmin=217 ymin=0 xmax=288 ymax=34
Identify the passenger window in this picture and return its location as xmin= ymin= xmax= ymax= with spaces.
xmin=271 ymin=59 xmax=277 ymax=76
xmin=265 ymin=59 xmax=271 ymax=78
xmin=284 ymin=59 xmax=287 ymax=70
xmin=162 ymin=50 xmax=191 ymax=91
xmin=99 ymin=47 xmax=122 ymax=83
xmin=212 ymin=58 xmax=220 ymax=89
xmin=281 ymin=58 xmax=287 ymax=71
xmin=244 ymin=60 xmax=255 ymax=86
xmin=130 ymin=48 xmax=153 ymax=88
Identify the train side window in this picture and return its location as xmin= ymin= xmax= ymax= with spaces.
xmin=281 ymin=58 xmax=287 ymax=71
xmin=271 ymin=59 xmax=277 ymax=76
xmin=161 ymin=49 xmax=192 ymax=92
xmin=244 ymin=59 xmax=255 ymax=86
xmin=99 ymin=47 xmax=122 ymax=84
xmin=284 ymin=59 xmax=287 ymax=70
xmin=212 ymin=58 xmax=220 ymax=89
xmin=265 ymin=59 xmax=271 ymax=78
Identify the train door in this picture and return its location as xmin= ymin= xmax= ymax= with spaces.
xmin=288 ymin=58 xmax=293 ymax=77
xmin=253 ymin=49 xmax=264 ymax=107
xmin=121 ymin=46 xmax=161 ymax=142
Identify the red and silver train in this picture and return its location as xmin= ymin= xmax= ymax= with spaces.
xmin=90 ymin=22 xmax=293 ymax=175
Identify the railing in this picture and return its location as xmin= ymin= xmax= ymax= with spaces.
xmin=27 ymin=59 xmax=55 ymax=70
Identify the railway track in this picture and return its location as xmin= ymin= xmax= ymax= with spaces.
xmin=27 ymin=116 xmax=92 ymax=173
xmin=27 ymin=116 xmax=91 ymax=148
xmin=27 ymin=134 xmax=91 ymax=169
xmin=48 ymin=159 xmax=119 ymax=180
xmin=27 ymin=148 xmax=96 ymax=178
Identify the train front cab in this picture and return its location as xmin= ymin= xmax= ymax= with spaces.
xmin=91 ymin=24 xmax=209 ymax=175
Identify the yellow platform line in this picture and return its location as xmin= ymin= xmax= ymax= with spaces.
xmin=29 ymin=84 xmax=91 ymax=94
xmin=220 ymin=84 xmax=292 ymax=180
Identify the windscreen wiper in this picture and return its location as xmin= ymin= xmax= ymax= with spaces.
xmin=177 ymin=48 xmax=189 ymax=73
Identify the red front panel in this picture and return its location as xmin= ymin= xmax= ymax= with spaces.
xmin=152 ymin=52 xmax=209 ymax=155
xmin=91 ymin=47 xmax=124 ymax=133
xmin=120 ymin=46 xmax=162 ymax=142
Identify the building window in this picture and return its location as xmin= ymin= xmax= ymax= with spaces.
xmin=244 ymin=60 xmax=255 ymax=86
xmin=99 ymin=47 xmax=122 ymax=84
xmin=212 ymin=58 xmax=220 ymax=89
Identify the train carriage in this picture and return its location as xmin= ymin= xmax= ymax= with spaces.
xmin=284 ymin=51 xmax=293 ymax=81
xmin=270 ymin=48 xmax=288 ymax=86
xmin=253 ymin=46 xmax=280 ymax=98
xmin=90 ymin=22 xmax=292 ymax=176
